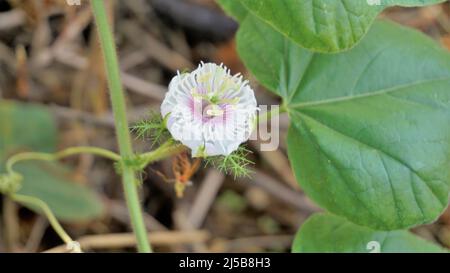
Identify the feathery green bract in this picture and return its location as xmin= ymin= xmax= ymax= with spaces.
xmin=131 ymin=111 xmax=171 ymax=147
xmin=204 ymin=146 xmax=254 ymax=179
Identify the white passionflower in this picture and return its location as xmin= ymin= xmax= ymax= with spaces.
xmin=161 ymin=62 xmax=258 ymax=157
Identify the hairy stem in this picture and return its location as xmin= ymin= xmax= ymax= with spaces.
xmin=91 ymin=0 xmax=151 ymax=252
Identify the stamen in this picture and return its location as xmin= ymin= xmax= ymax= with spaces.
xmin=206 ymin=105 xmax=224 ymax=117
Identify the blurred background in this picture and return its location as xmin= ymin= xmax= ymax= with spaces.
xmin=0 ymin=0 xmax=449 ymax=253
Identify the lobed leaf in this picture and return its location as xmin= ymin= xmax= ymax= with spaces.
xmin=237 ymin=16 xmax=450 ymax=230
xmin=293 ymin=213 xmax=447 ymax=253
xmin=219 ymin=0 xmax=447 ymax=53
xmin=240 ymin=0 xmax=447 ymax=53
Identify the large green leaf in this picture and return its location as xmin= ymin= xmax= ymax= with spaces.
xmin=0 ymin=101 xmax=57 ymax=157
xmin=237 ymin=17 xmax=450 ymax=230
xmin=235 ymin=0 xmax=447 ymax=53
xmin=293 ymin=213 xmax=447 ymax=253
xmin=0 ymin=101 xmax=103 ymax=221
xmin=15 ymin=161 xmax=104 ymax=222
xmin=217 ymin=0 xmax=248 ymax=21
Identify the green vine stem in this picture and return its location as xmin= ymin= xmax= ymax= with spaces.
xmin=139 ymin=141 xmax=187 ymax=168
xmin=6 ymin=146 xmax=120 ymax=174
xmin=10 ymin=193 xmax=81 ymax=253
xmin=2 ymin=146 xmax=121 ymax=253
xmin=91 ymin=0 xmax=151 ymax=252
xmin=5 ymin=144 xmax=185 ymax=179
xmin=2 ymin=142 xmax=184 ymax=252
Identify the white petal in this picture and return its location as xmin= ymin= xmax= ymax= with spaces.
xmin=161 ymin=62 xmax=258 ymax=157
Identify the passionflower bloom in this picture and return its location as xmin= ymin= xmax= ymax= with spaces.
xmin=161 ymin=62 xmax=258 ymax=156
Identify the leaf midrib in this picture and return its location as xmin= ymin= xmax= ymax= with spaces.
xmin=287 ymin=76 xmax=450 ymax=109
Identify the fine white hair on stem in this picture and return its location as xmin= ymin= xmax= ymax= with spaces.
xmin=161 ymin=62 xmax=258 ymax=157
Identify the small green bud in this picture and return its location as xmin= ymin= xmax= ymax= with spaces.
xmin=0 ymin=172 xmax=23 ymax=194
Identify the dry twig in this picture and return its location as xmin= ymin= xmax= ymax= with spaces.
xmin=43 ymin=230 xmax=211 ymax=252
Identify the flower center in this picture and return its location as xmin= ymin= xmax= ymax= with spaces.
xmin=189 ymin=98 xmax=228 ymax=124
xmin=190 ymin=84 xmax=240 ymax=123
xmin=204 ymin=104 xmax=224 ymax=117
